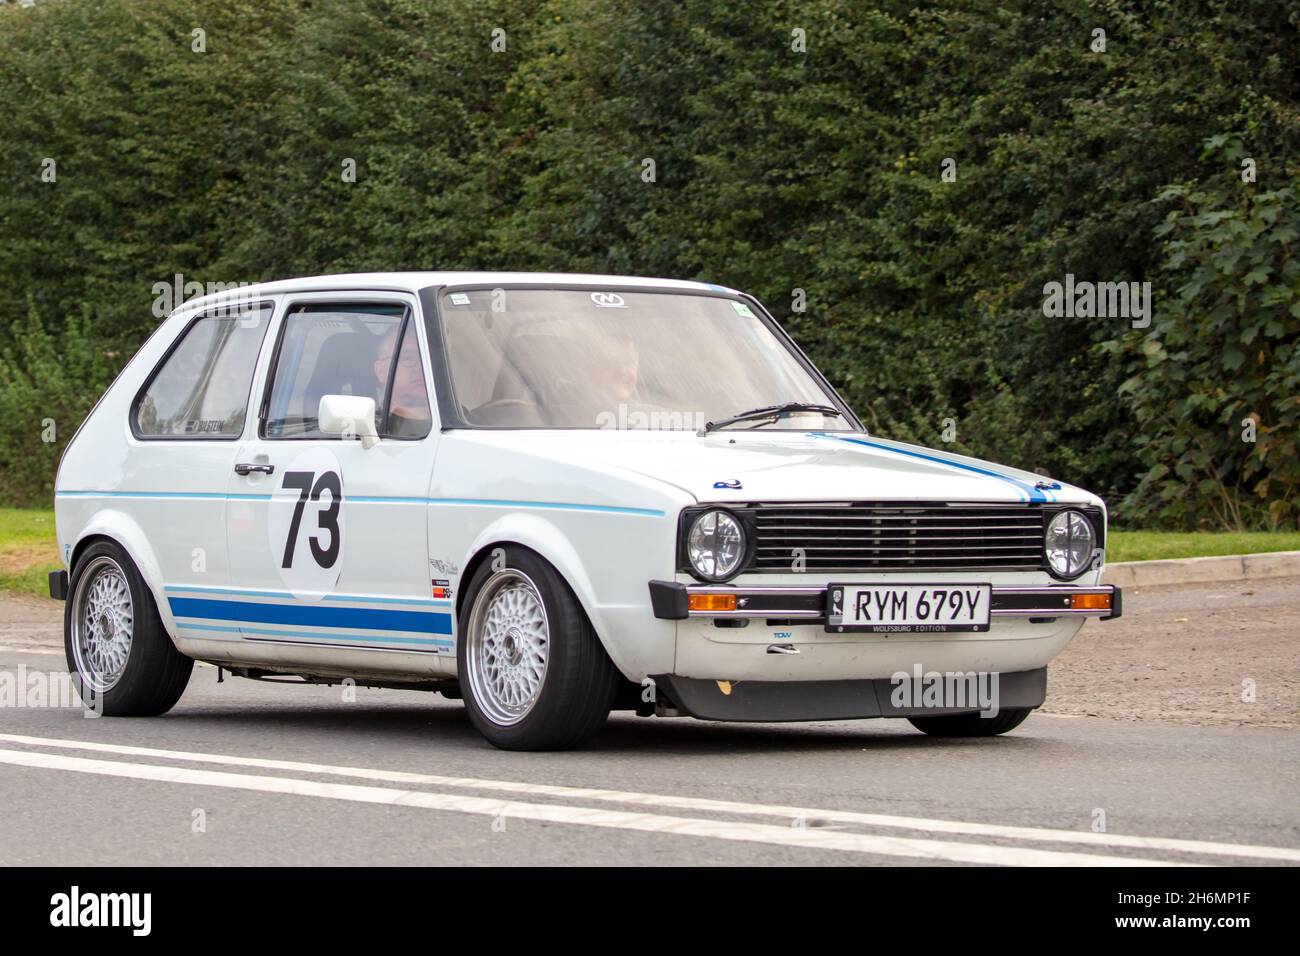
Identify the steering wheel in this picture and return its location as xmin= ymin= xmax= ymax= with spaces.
xmin=469 ymin=398 xmax=541 ymax=425
xmin=473 ymin=398 xmax=536 ymax=413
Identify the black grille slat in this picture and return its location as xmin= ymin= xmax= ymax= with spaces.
xmin=749 ymin=503 xmax=1046 ymax=572
xmin=755 ymin=534 xmax=1042 ymax=543
xmin=755 ymin=544 xmax=1041 ymax=552
xmin=754 ymin=515 xmax=1034 ymax=522
xmin=759 ymin=528 xmax=1040 ymax=535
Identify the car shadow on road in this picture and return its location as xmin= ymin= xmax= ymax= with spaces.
xmin=99 ymin=696 xmax=1046 ymax=758
xmin=593 ymin=712 xmax=1043 ymax=756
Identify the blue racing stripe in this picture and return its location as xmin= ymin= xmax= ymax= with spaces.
xmin=339 ymin=496 xmax=430 ymax=504
xmin=811 ymin=433 xmax=1050 ymax=503
xmin=164 ymin=584 xmax=451 ymax=607
xmin=56 ymin=490 xmax=271 ymax=501
xmin=427 ymin=498 xmax=664 ymax=517
xmin=56 ymin=490 xmax=663 ymax=515
xmin=167 ymin=597 xmax=452 ymax=634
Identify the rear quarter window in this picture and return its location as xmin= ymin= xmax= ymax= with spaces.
xmin=132 ymin=302 xmax=272 ymax=439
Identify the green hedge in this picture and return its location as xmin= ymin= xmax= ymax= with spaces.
xmin=0 ymin=0 xmax=1296 ymax=527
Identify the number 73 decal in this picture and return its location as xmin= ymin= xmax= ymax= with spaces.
xmin=266 ymin=449 xmax=346 ymax=599
xmin=280 ymin=470 xmax=341 ymax=569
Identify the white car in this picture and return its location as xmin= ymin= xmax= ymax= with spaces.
xmin=52 ymin=272 xmax=1120 ymax=750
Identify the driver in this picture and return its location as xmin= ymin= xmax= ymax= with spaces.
xmin=601 ymin=334 xmax=640 ymax=405
xmin=373 ymin=326 xmax=432 ymax=437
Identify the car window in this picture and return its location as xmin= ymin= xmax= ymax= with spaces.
xmin=437 ymin=289 xmax=840 ymax=429
xmin=263 ymin=303 xmax=431 ymax=440
xmin=133 ymin=302 xmax=272 ymax=439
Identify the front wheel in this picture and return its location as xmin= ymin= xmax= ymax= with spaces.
xmin=64 ymin=541 xmax=192 ymax=716
xmin=457 ymin=547 xmax=619 ymax=751
xmin=907 ymin=707 xmax=1033 ymax=737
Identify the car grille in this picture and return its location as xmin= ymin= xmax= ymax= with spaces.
xmin=750 ymin=503 xmax=1046 ymax=572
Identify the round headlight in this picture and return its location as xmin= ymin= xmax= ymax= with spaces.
xmin=687 ymin=510 xmax=746 ymax=580
xmin=1045 ymin=510 xmax=1096 ymax=578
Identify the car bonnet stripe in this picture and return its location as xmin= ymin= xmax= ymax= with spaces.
xmin=808 ymin=433 xmax=1052 ymax=503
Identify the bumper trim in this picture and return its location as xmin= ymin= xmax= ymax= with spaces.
xmin=648 ymin=580 xmax=1122 ymax=622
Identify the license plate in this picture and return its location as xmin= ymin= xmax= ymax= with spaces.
xmin=826 ymin=583 xmax=991 ymax=633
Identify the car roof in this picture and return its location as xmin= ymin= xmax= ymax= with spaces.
xmin=181 ymin=272 xmax=740 ymax=311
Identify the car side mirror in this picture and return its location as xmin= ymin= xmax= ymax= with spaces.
xmin=318 ymin=394 xmax=379 ymax=449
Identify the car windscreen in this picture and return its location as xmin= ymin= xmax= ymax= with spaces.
xmin=436 ymin=288 xmax=845 ymax=430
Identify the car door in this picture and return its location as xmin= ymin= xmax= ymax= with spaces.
xmin=215 ymin=291 xmax=451 ymax=662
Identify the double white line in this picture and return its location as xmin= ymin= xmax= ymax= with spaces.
xmin=2 ymin=732 xmax=1297 ymax=866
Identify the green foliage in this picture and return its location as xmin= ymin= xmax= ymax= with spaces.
xmin=0 ymin=0 xmax=303 ymax=346
xmin=1108 ymin=136 xmax=1300 ymax=529
xmin=0 ymin=0 xmax=1296 ymax=526
xmin=0 ymin=302 xmax=117 ymax=503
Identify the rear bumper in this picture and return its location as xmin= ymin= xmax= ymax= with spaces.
xmin=649 ymin=580 xmax=1122 ymax=623
xmin=651 ymin=667 xmax=1047 ymax=722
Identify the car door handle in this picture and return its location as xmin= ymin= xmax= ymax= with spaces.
xmin=234 ymin=462 xmax=275 ymax=476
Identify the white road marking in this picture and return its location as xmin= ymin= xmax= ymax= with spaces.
xmin=5 ymin=732 xmax=1295 ymax=863
xmin=0 ymin=747 xmax=1192 ymax=866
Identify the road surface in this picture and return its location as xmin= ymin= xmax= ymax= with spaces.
xmin=0 ymin=577 xmax=1296 ymax=866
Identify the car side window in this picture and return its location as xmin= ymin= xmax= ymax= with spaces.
xmin=133 ymin=302 xmax=272 ymax=439
xmin=263 ymin=303 xmax=432 ymax=440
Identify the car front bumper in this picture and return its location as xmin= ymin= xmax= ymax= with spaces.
xmin=648 ymin=580 xmax=1122 ymax=623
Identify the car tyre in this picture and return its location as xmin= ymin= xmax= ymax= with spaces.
xmin=64 ymin=541 xmax=193 ymax=716
xmin=458 ymin=546 xmax=619 ymax=751
xmin=907 ymin=707 xmax=1032 ymax=737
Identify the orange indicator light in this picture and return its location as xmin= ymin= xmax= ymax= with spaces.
xmin=1071 ymin=593 xmax=1111 ymax=611
xmin=688 ymin=593 xmax=737 ymax=612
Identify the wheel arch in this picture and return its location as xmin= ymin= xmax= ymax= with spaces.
xmin=69 ymin=511 xmax=175 ymax=642
xmin=456 ymin=518 xmax=633 ymax=679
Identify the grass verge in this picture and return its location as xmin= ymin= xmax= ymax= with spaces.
xmin=0 ymin=507 xmax=60 ymax=599
xmin=1107 ymin=531 xmax=1300 ymax=563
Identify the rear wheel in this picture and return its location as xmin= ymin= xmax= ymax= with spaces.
xmin=458 ymin=547 xmax=619 ymax=750
xmin=64 ymin=541 xmax=192 ymax=716
xmin=907 ymin=707 xmax=1032 ymax=737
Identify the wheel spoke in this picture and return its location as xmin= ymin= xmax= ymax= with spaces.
xmin=466 ymin=569 xmax=551 ymax=726
xmin=71 ymin=558 xmax=134 ymax=693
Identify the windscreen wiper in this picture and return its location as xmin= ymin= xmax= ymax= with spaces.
xmin=699 ymin=402 xmax=843 ymax=435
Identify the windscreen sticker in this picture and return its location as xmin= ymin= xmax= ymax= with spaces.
xmin=266 ymin=447 xmax=345 ymax=600
xmin=731 ymin=301 xmax=755 ymax=317
xmin=448 ymin=293 xmax=470 ymax=306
